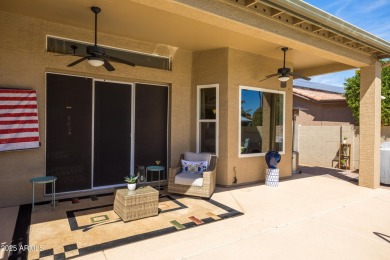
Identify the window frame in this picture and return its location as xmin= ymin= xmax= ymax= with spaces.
xmin=238 ymin=85 xmax=286 ymax=158
xmin=196 ymin=84 xmax=219 ymax=156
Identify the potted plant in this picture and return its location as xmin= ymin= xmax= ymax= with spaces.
xmin=340 ymin=159 xmax=346 ymax=168
xmin=124 ymin=175 xmax=138 ymax=191
xmin=342 ymin=137 xmax=348 ymax=144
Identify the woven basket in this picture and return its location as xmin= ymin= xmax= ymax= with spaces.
xmin=114 ymin=186 xmax=159 ymax=221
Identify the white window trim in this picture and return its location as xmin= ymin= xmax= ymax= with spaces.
xmin=238 ymin=85 xmax=286 ymax=158
xmin=196 ymin=84 xmax=219 ymax=156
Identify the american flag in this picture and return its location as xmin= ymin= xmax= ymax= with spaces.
xmin=0 ymin=89 xmax=40 ymax=152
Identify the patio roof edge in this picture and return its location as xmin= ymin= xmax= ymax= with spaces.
xmin=267 ymin=0 xmax=390 ymax=58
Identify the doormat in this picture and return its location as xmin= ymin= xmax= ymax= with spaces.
xmin=9 ymin=192 xmax=242 ymax=260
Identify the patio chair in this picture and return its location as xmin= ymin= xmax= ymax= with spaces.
xmin=168 ymin=152 xmax=217 ymax=198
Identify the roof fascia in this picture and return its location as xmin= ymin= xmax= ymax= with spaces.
xmin=262 ymin=0 xmax=390 ymax=57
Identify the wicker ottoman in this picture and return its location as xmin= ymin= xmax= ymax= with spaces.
xmin=114 ymin=186 xmax=159 ymax=222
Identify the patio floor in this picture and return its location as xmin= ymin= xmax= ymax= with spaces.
xmin=1 ymin=166 xmax=390 ymax=259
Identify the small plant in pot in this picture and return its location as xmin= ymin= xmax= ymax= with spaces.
xmin=124 ymin=175 xmax=138 ymax=191
xmin=340 ymin=159 xmax=346 ymax=168
xmin=342 ymin=137 xmax=348 ymax=144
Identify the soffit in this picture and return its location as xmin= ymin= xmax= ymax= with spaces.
xmin=0 ymin=0 xmax=384 ymax=72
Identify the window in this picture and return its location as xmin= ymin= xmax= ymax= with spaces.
xmin=239 ymin=86 xmax=285 ymax=157
xmin=197 ymin=85 xmax=219 ymax=155
xmin=46 ymin=36 xmax=171 ymax=70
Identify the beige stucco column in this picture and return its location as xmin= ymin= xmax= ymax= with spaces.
xmin=359 ymin=61 xmax=381 ymax=188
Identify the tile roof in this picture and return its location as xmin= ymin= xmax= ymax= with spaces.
xmin=293 ymin=87 xmax=345 ymax=102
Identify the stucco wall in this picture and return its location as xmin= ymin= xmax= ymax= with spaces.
xmin=0 ymin=11 xmax=192 ymax=207
xmin=192 ymin=48 xmax=229 ymax=185
xmin=0 ymin=10 xmax=296 ymax=206
xmin=192 ymin=48 xmax=293 ymax=186
xmin=227 ymin=48 xmax=293 ymax=184
xmin=294 ymin=96 xmax=355 ymax=126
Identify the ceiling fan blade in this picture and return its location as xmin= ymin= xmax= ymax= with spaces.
xmin=289 ymin=72 xmax=311 ymax=81
xmin=103 ymin=58 xmax=115 ymax=71
xmin=280 ymin=81 xmax=287 ymax=88
xmin=107 ymin=56 xmax=136 ymax=67
xmin=259 ymin=74 xmax=279 ymax=82
xmin=67 ymin=56 xmax=88 ymax=67
xmin=56 ymin=53 xmax=77 ymax=57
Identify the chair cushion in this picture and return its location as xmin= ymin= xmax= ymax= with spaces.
xmin=184 ymin=152 xmax=211 ymax=168
xmin=174 ymin=172 xmax=203 ymax=187
xmin=181 ymin=159 xmax=207 ymax=174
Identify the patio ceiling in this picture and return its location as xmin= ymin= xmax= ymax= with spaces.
xmin=1 ymin=0 xmax=389 ymax=75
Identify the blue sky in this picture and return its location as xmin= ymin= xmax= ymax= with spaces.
xmin=302 ymin=0 xmax=390 ymax=88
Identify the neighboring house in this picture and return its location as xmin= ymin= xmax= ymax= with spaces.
xmin=292 ymin=79 xmax=357 ymax=169
xmin=293 ymin=79 xmax=355 ymax=126
xmin=0 ymin=0 xmax=389 ymax=207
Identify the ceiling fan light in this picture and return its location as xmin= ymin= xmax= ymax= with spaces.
xmin=278 ymin=75 xmax=290 ymax=82
xmin=88 ymin=57 xmax=104 ymax=67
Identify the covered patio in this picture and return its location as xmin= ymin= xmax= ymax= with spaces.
xmin=1 ymin=0 xmax=390 ymax=210
xmin=1 ymin=2 xmax=390 ymax=258
xmin=1 ymin=168 xmax=390 ymax=259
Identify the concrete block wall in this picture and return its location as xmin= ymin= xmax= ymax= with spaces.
xmin=298 ymin=125 xmax=390 ymax=170
xmin=297 ymin=125 xmax=358 ymax=170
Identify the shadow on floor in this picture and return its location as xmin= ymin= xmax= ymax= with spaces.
xmin=373 ymin=232 xmax=390 ymax=243
xmin=296 ymin=165 xmax=359 ymax=183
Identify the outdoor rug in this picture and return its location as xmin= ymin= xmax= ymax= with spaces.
xmin=9 ymin=191 xmax=242 ymax=260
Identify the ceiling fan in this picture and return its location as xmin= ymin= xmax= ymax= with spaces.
xmin=67 ymin=6 xmax=135 ymax=71
xmin=259 ymin=47 xmax=310 ymax=88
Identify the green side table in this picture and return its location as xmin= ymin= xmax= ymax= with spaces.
xmin=146 ymin=166 xmax=165 ymax=190
xmin=30 ymin=176 xmax=57 ymax=211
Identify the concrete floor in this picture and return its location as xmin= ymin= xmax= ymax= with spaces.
xmin=1 ymin=166 xmax=390 ymax=260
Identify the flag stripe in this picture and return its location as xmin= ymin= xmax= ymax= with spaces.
xmin=0 ymin=132 xmax=40 ymax=139
xmin=0 ymin=105 xmax=37 ymax=109
xmin=0 ymin=124 xmax=38 ymax=130
xmin=0 ymin=115 xmax=38 ymax=122
xmin=0 ymin=97 xmax=37 ymax=101
xmin=0 ymin=136 xmax=39 ymax=144
xmin=0 ymin=120 xmax=38 ymax=125
xmin=0 ymin=108 xmax=38 ymax=112
xmin=0 ymin=113 xmax=38 ymax=117
xmin=0 ymin=141 xmax=40 ymax=151
xmin=0 ymin=93 xmax=36 ymax=98
xmin=0 ymin=89 xmax=35 ymax=94
xmin=0 ymin=128 xmax=38 ymax=134
xmin=0 ymin=100 xmax=37 ymax=105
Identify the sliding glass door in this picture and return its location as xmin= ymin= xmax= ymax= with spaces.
xmin=134 ymin=83 xmax=168 ymax=181
xmin=93 ymin=81 xmax=132 ymax=187
xmin=46 ymin=73 xmax=92 ymax=193
xmin=46 ymin=74 xmax=168 ymax=193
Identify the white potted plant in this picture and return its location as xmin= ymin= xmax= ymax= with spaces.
xmin=342 ymin=137 xmax=348 ymax=144
xmin=124 ymin=175 xmax=138 ymax=191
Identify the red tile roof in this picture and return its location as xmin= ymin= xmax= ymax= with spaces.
xmin=293 ymin=87 xmax=345 ymax=102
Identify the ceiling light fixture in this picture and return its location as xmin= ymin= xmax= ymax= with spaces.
xmin=278 ymin=75 xmax=289 ymax=82
xmin=87 ymin=57 xmax=104 ymax=67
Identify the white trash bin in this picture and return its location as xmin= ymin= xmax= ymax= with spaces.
xmin=380 ymin=142 xmax=390 ymax=184
xmin=265 ymin=168 xmax=279 ymax=187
